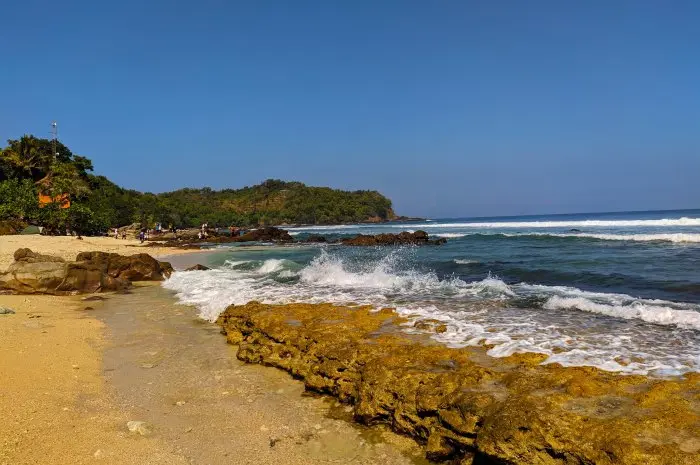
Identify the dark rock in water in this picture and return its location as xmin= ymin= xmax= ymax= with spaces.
xmin=570 ymin=228 xmax=582 ymax=232
xmin=75 ymin=251 xmax=173 ymax=281
xmin=234 ymin=227 xmax=294 ymax=243
xmin=303 ymin=235 xmax=328 ymax=243
xmin=185 ymin=264 xmax=210 ymax=271
xmin=14 ymin=248 xmax=65 ymax=263
xmin=158 ymin=261 xmax=175 ymax=277
xmin=342 ymin=230 xmax=445 ymax=246
xmin=218 ymin=302 xmax=700 ymax=465
xmin=0 ymin=306 xmax=15 ymax=315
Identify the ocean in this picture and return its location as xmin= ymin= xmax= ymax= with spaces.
xmin=163 ymin=209 xmax=700 ymax=377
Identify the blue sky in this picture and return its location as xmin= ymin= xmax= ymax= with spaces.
xmin=1 ymin=1 xmax=698 ymax=218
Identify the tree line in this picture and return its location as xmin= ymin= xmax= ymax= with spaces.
xmin=0 ymin=135 xmax=395 ymax=235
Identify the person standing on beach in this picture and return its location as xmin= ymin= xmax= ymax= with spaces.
xmin=114 ymin=228 xmax=119 ymax=239
xmin=139 ymin=229 xmax=145 ymax=243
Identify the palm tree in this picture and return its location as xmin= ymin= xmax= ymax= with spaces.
xmin=0 ymin=135 xmax=53 ymax=182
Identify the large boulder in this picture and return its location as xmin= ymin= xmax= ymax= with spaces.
xmin=0 ymin=260 xmax=128 ymax=295
xmin=0 ymin=249 xmax=173 ymax=295
xmin=75 ymin=252 xmax=173 ymax=281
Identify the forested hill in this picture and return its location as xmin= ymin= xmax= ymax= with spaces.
xmin=0 ymin=135 xmax=396 ymax=234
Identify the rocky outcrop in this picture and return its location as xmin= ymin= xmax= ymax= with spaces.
xmin=0 ymin=249 xmax=173 ymax=295
xmin=14 ymin=248 xmax=65 ymax=263
xmin=233 ymin=227 xmax=294 ymax=243
xmin=218 ymin=302 xmax=700 ymax=465
xmin=75 ymin=252 xmax=172 ymax=281
xmin=0 ymin=259 xmax=128 ymax=295
xmin=341 ymin=230 xmax=446 ymax=246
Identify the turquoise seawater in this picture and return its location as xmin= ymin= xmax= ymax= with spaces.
xmin=164 ymin=209 xmax=700 ymax=377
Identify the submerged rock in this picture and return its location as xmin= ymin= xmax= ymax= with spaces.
xmin=184 ymin=264 xmax=210 ymax=271
xmin=217 ymin=302 xmax=700 ymax=465
xmin=342 ymin=231 xmax=446 ymax=246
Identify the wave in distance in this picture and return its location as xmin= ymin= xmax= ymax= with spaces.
xmin=164 ymin=251 xmax=700 ymax=376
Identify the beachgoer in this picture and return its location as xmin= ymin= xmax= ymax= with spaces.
xmin=139 ymin=229 xmax=145 ymax=243
xmin=114 ymin=228 xmax=119 ymax=239
xmin=122 ymin=231 xmax=127 ymax=240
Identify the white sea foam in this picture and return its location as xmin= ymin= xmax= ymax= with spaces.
xmin=442 ymin=232 xmax=700 ymax=243
xmin=163 ymin=250 xmax=700 ymax=376
xmin=550 ymin=232 xmax=700 ymax=243
xmin=454 ymin=259 xmax=478 ymax=264
xmin=386 ymin=217 xmax=700 ymax=229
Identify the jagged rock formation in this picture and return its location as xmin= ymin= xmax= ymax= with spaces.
xmin=341 ymin=230 xmax=446 ymax=246
xmin=218 ymin=302 xmax=700 ymax=465
xmin=0 ymin=249 xmax=172 ymax=295
xmin=75 ymin=251 xmax=173 ymax=281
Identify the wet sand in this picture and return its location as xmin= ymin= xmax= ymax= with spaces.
xmin=99 ymin=284 xmax=424 ymax=464
xmin=0 ymin=282 xmax=424 ymax=464
xmin=0 ymin=293 xmax=189 ymax=465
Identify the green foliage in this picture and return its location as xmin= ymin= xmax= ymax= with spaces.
xmin=0 ymin=179 xmax=40 ymax=221
xmin=0 ymin=135 xmax=395 ymax=234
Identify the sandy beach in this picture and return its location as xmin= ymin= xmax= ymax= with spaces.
xmin=0 ymin=235 xmax=194 ymax=270
xmin=0 ymin=237 xmax=420 ymax=464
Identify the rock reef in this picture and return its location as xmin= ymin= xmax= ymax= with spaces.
xmin=0 ymin=249 xmax=172 ymax=295
xmin=341 ymin=230 xmax=446 ymax=246
xmin=218 ymin=302 xmax=700 ymax=465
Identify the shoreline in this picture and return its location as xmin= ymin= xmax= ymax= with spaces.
xmin=0 ymin=282 xmax=424 ymax=464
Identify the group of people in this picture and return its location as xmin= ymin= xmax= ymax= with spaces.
xmin=111 ymin=222 xmax=242 ymax=243
xmin=112 ymin=228 xmax=127 ymax=240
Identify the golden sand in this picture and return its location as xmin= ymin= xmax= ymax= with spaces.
xmin=0 ymin=235 xmax=191 ymax=271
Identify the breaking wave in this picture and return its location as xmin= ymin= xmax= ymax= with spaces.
xmin=164 ymin=249 xmax=700 ymax=376
xmin=389 ymin=217 xmax=700 ymax=229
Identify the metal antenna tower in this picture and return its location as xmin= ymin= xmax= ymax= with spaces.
xmin=50 ymin=121 xmax=58 ymax=159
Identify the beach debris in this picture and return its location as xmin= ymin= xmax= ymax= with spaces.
xmin=0 ymin=306 xmax=15 ymax=315
xmin=126 ymin=420 xmax=152 ymax=436
xmin=175 ymin=400 xmax=186 ymax=406
xmin=93 ymin=449 xmax=104 ymax=458
xmin=140 ymin=363 xmax=155 ymax=369
xmin=81 ymin=295 xmax=107 ymax=301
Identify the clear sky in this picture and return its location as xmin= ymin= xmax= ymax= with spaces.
xmin=1 ymin=1 xmax=698 ymax=218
